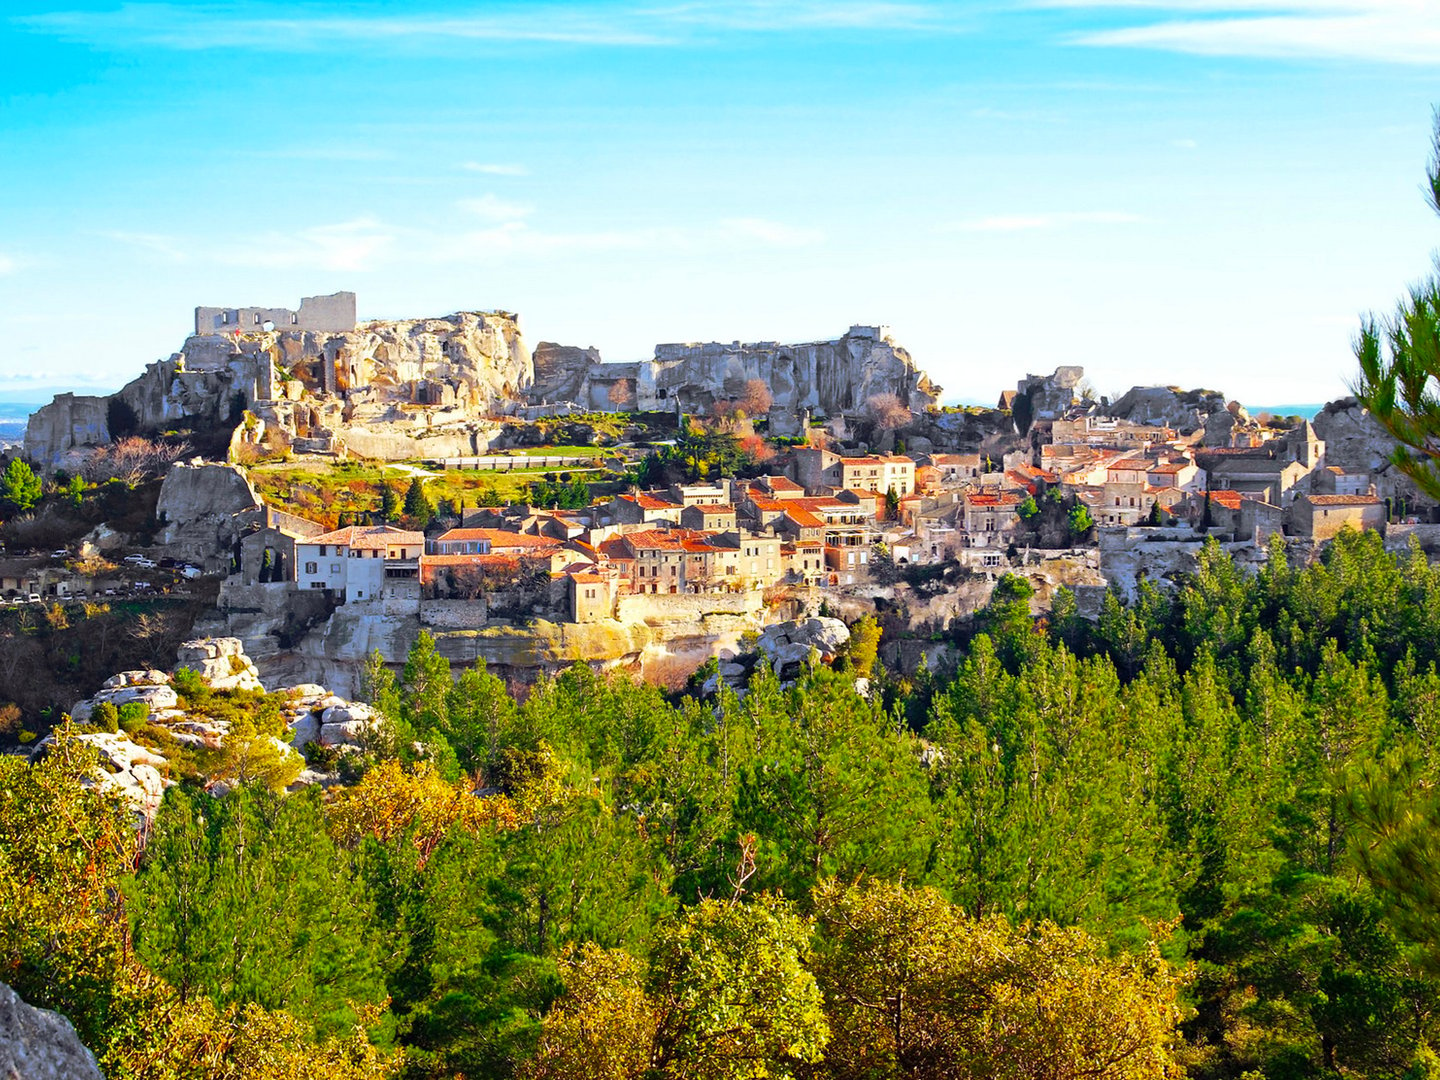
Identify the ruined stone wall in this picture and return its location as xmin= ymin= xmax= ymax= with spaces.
xmin=195 ymin=291 xmax=356 ymax=336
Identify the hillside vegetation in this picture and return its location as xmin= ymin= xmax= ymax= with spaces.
xmin=7 ymin=529 xmax=1440 ymax=1077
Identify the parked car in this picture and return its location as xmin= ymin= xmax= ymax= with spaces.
xmin=25 ymin=594 xmax=41 ymax=604
xmin=50 ymin=549 xmax=68 ymax=559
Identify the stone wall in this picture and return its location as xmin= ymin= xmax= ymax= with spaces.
xmin=195 ymin=291 xmax=356 ymax=335
xmin=616 ymin=591 xmax=765 ymax=624
xmin=420 ymin=598 xmax=490 ymax=628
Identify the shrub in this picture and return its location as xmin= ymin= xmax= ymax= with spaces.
xmin=117 ymin=702 xmax=149 ymax=734
xmin=91 ymin=701 xmax=120 ymax=733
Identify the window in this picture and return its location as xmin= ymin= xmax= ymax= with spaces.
xmin=356 ymin=590 xmax=364 ymax=599
xmin=319 ymin=545 xmax=327 ymax=556
xmin=290 ymin=313 xmax=298 ymax=325
xmin=310 ymin=581 xmax=326 ymax=589
xmin=254 ymin=313 xmax=262 ymax=325
xmin=331 ymin=563 xmax=341 ymax=574
xmin=304 ymin=562 xmax=318 ymax=574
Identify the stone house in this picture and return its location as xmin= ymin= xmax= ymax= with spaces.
xmin=793 ymin=448 xmax=915 ymax=496
xmin=783 ymin=540 xmax=826 ymax=584
xmin=680 ymin=504 xmax=738 ymax=532
xmin=295 ymin=525 xmax=424 ymax=607
xmin=1291 ymin=493 xmax=1386 ymax=540
xmin=568 ymin=571 xmax=616 ymax=622
xmin=607 ymin=492 xmax=685 ymax=525
xmin=1314 ymin=465 xmax=1372 ymax=496
xmin=962 ymin=492 xmax=1022 ymax=541
xmin=925 ymin=452 xmax=982 ymax=486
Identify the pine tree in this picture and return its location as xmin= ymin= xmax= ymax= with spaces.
xmin=378 ymin=479 xmax=398 ymax=521
xmin=0 ymin=459 xmax=42 ymax=513
xmin=403 ymin=477 xmax=433 ymax=525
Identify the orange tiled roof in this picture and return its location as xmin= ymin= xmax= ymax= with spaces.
xmin=306 ymin=525 xmax=425 ymax=547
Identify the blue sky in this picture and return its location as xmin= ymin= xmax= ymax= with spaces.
xmin=1 ymin=1 xmax=1437 ymax=408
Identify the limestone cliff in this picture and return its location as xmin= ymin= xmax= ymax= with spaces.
xmin=640 ymin=325 xmax=940 ymax=427
xmin=1313 ymin=396 xmax=1423 ymax=502
xmin=25 ymin=309 xmax=532 ymax=469
xmin=532 ymin=341 xmax=604 ymax=405
xmin=536 ymin=325 xmax=941 ymax=431
xmin=1107 ymin=385 xmax=1228 ymax=434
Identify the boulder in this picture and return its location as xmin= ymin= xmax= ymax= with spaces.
xmin=34 ymin=731 xmax=172 ymax=818
xmin=173 ymin=637 xmax=265 ymax=692
xmin=0 ymin=980 xmax=104 ymax=1080
xmin=283 ymin=683 xmax=328 ymax=699
xmin=289 ymin=712 xmax=320 ymax=750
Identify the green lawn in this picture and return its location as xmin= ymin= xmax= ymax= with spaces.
xmin=246 ymin=455 xmax=625 ymax=525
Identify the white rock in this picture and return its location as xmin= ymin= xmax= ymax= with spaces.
xmin=289 ymin=713 xmax=321 ymax=749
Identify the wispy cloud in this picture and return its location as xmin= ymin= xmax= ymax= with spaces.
xmin=12 ymin=1 xmax=971 ymax=52
xmin=1046 ymin=1 xmax=1440 ymax=65
xmin=101 ymin=231 xmax=191 ymax=262
xmin=949 ymin=210 xmax=1143 ymax=232
xmin=103 ymin=211 xmax=824 ymax=271
xmin=457 ymin=194 xmax=535 ymax=222
xmin=720 ymin=217 xmax=825 ymax=246
xmin=462 ymin=162 xmax=529 ymax=176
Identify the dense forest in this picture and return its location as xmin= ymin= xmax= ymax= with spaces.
xmin=10 ymin=528 xmax=1440 ymax=1077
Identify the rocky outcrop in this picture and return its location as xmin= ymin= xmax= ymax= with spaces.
xmin=174 ymin=636 xmax=263 ymax=692
xmin=23 ymin=393 xmax=111 ymax=472
xmin=1016 ymin=367 xmax=1084 ymax=422
xmin=156 ymin=461 xmax=263 ymax=570
xmin=0 ymin=980 xmax=104 ymax=1080
xmin=532 ymin=341 xmax=604 ymax=405
xmin=633 ymin=326 xmax=939 ymax=429
xmin=56 ymin=637 xmax=388 ymax=808
xmin=1107 ymin=385 xmax=1227 ymax=434
xmin=757 ymin=617 xmax=851 ymax=675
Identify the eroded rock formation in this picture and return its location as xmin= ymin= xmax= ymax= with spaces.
xmin=0 ymin=981 xmax=104 ymax=1080
xmin=1107 ymin=386 xmax=1228 ymax=434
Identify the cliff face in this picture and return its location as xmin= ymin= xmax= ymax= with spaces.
xmin=24 ymin=311 xmax=532 ymax=470
xmin=640 ymin=325 xmax=940 ymax=425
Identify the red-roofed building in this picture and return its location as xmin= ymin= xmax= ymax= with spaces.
xmin=296 ymin=525 xmax=424 ymax=608
xmin=963 ymin=492 xmax=1022 ymax=538
xmin=433 ymin=527 xmax=562 ymax=556
xmin=607 ymin=492 xmax=685 ymax=525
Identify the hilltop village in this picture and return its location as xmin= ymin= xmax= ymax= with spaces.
xmin=1 ymin=292 xmax=1426 ymax=702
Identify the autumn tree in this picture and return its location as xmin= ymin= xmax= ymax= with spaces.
xmin=866 ymin=392 xmax=912 ymax=432
xmin=808 ymin=878 xmax=1183 ymax=1080
xmin=524 ymin=897 xmax=828 ymax=1080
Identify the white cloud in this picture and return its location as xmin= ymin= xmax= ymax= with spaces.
xmin=462 ymin=162 xmax=529 ymax=176
xmin=12 ymin=1 xmax=971 ymax=52
xmin=215 ymin=218 xmax=399 ymax=271
xmin=457 ymin=194 xmax=535 ymax=222
xmin=949 ymin=210 xmax=1143 ymax=232
xmin=100 ymin=210 xmax=823 ymax=272
xmin=0 ymin=254 xmax=17 ymax=275
xmin=1050 ymin=1 xmax=1440 ymax=64
xmin=102 ymin=231 xmax=190 ymax=262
